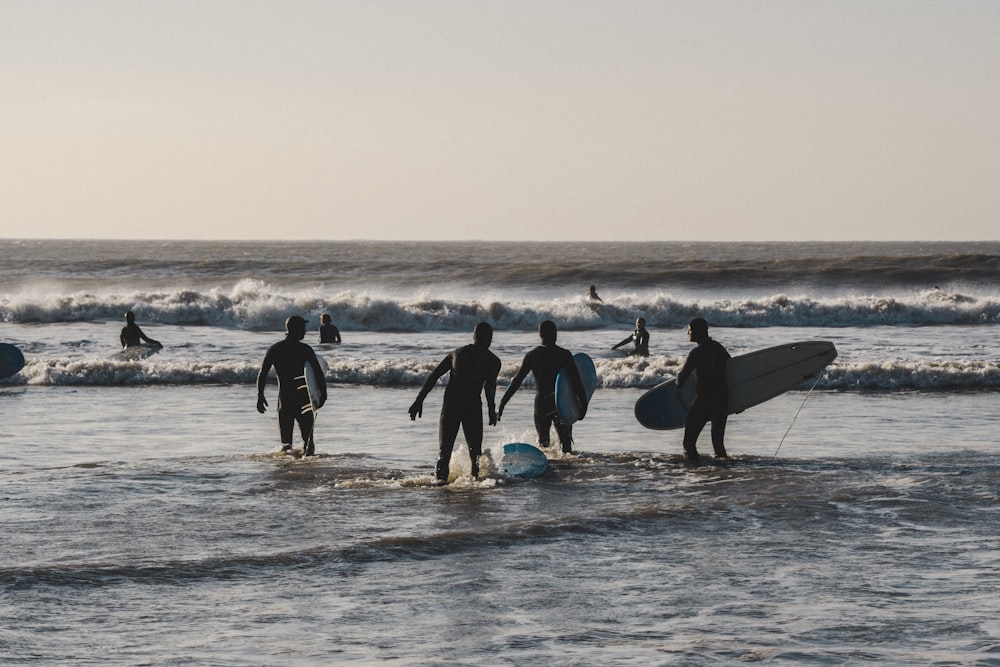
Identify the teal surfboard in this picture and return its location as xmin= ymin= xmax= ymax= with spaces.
xmin=0 ymin=343 xmax=25 ymax=378
xmin=555 ymin=353 xmax=597 ymax=424
xmin=499 ymin=442 xmax=548 ymax=478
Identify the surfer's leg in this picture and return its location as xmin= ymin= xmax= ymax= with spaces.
xmin=297 ymin=410 xmax=316 ymax=456
xmin=533 ymin=394 xmax=554 ymax=447
xmin=554 ymin=418 xmax=573 ymax=454
xmin=710 ymin=413 xmax=728 ymax=459
xmin=277 ymin=398 xmax=295 ymax=451
xmin=683 ymin=402 xmax=708 ymax=464
xmin=437 ymin=410 xmax=461 ymax=483
xmin=460 ymin=408 xmax=484 ymax=478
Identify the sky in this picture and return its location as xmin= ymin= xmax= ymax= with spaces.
xmin=2 ymin=1 xmax=998 ymax=242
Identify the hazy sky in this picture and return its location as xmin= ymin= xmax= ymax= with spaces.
xmin=2 ymin=1 xmax=998 ymax=241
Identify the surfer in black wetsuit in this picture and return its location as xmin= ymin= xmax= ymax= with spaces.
xmin=257 ymin=316 xmax=327 ymax=456
xmin=409 ymin=322 xmax=501 ymax=485
xmin=120 ymin=311 xmax=162 ymax=348
xmin=676 ymin=317 xmax=731 ymax=464
xmin=588 ymin=285 xmax=603 ymax=302
xmin=498 ymin=320 xmax=588 ymax=454
xmin=319 ymin=313 xmax=341 ymax=344
xmin=612 ymin=317 xmax=650 ymax=356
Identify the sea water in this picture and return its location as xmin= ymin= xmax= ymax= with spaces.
xmin=1 ymin=240 xmax=998 ymax=665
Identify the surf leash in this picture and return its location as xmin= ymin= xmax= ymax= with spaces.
xmin=771 ymin=375 xmax=822 ymax=459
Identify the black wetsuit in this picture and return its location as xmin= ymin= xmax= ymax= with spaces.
xmin=503 ymin=344 xmax=582 ymax=453
xmin=120 ymin=323 xmax=159 ymax=348
xmin=257 ymin=336 xmax=327 ymax=453
xmin=416 ymin=343 xmax=501 ymax=482
xmin=319 ymin=324 xmax=341 ymax=344
xmin=625 ymin=327 xmax=650 ymax=356
xmin=676 ymin=337 xmax=730 ymax=462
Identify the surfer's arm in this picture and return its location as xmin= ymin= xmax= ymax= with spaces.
xmin=483 ymin=368 xmax=500 ymax=426
xmin=497 ymin=359 xmax=530 ymax=419
xmin=611 ymin=334 xmax=633 ymax=350
xmin=409 ymin=355 xmax=452 ymax=420
xmin=256 ymin=355 xmax=273 ymax=413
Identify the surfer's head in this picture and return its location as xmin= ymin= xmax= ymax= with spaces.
xmin=473 ymin=321 xmax=493 ymax=347
xmin=285 ymin=315 xmax=307 ymax=340
xmin=636 ymin=317 xmax=646 ymax=329
xmin=321 ymin=313 xmax=331 ymax=325
xmin=124 ymin=311 xmax=136 ymax=324
xmin=687 ymin=317 xmax=709 ymax=342
xmin=539 ymin=320 xmax=557 ymax=345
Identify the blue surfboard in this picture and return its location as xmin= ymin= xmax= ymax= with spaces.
xmin=554 ymin=353 xmax=597 ymax=424
xmin=499 ymin=442 xmax=548 ymax=478
xmin=0 ymin=343 xmax=26 ymax=379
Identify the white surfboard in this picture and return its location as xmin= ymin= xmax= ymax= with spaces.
xmin=635 ymin=341 xmax=837 ymax=430
xmin=113 ymin=343 xmax=162 ymax=360
xmin=303 ymin=361 xmax=324 ymax=413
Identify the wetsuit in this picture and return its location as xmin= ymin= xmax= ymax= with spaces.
xmin=502 ymin=344 xmax=583 ymax=453
xmin=676 ymin=337 xmax=730 ymax=463
xmin=416 ymin=343 xmax=501 ymax=482
xmin=257 ymin=336 xmax=327 ymax=454
xmin=120 ymin=323 xmax=160 ymax=348
xmin=319 ymin=323 xmax=341 ymax=344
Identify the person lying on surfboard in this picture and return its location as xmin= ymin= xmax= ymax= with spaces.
xmin=256 ymin=316 xmax=327 ymax=456
xmin=676 ymin=317 xmax=730 ymax=464
xmin=120 ymin=311 xmax=162 ymax=348
xmin=497 ymin=320 xmax=588 ymax=454
xmin=409 ymin=322 xmax=501 ymax=485
xmin=612 ymin=317 xmax=650 ymax=356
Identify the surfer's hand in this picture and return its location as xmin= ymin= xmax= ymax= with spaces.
xmin=256 ymin=394 xmax=268 ymax=414
xmin=488 ymin=406 xmax=497 ymax=426
xmin=409 ymin=399 xmax=423 ymax=420
xmin=496 ymin=402 xmax=505 ymax=421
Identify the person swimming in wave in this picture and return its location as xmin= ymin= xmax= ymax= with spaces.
xmin=256 ymin=316 xmax=328 ymax=456
xmin=498 ymin=320 xmax=588 ymax=454
xmin=588 ymin=285 xmax=603 ymax=302
xmin=676 ymin=317 xmax=730 ymax=465
xmin=319 ymin=313 xmax=341 ymax=344
xmin=612 ymin=317 xmax=650 ymax=356
xmin=409 ymin=322 xmax=501 ymax=485
xmin=120 ymin=311 xmax=162 ymax=348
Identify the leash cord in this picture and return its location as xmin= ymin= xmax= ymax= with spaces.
xmin=772 ymin=376 xmax=821 ymax=459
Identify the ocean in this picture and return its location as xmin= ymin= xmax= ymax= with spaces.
xmin=1 ymin=239 xmax=998 ymax=665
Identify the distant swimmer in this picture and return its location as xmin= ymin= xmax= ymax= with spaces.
xmin=409 ymin=322 xmax=501 ymax=485
xmin=120 ymin=311 xmax=162 ymax=348
xmin=319 ymin=313 xmax=341 ymax=344
xmin=612 ymin=317 xmax=650 ymax=356
xmin=257 ymin=316 xmax=328 ymax=456
xmin=498 ymin=320 xmax=588 ymax=454
xmin=588 ymin=285 xmax=603 ymax=302
xmin=676 ymin=317 xmax=730 ymax=465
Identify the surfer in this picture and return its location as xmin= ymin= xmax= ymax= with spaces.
xmin=120 ymin=311 xmax=162 ymax=348
xmin=409 ymin=322 xmax=502 ymax=485
xmin=676 ymin=317 xmax=730 ymax=464
xmin=612 ymin=317 xmax=650 ymax=356
xmin=256 ymin=316 xmax=327 ymax=456
xmin=319 ymin=313 xmax=341 ymax=344
xmin=588 ymin=285 xmax=603 ymax=302
xmin=498 ymin=320 xmax=588 ymax=454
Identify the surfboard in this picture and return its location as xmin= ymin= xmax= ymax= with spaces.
xmin=302 ymin=361 xmax=324 ymax=413
xmin=113 ymin=343 xmax=162 ymax=360
xmin=555 ymin=353 xmax=598 ymax=424
xmin=0 ymin=343 xmax=26 ymax=378
xmin=498 ymin=442 xmax=548 ymax=478
xmin=634 ymin=341 xmax=838 ymax=430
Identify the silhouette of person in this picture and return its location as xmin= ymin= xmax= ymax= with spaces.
xmin=676 ymin=317 xmax=730 ymax=464
xmin=257 ymin=316 xmax=327 ymax=456
xmin=120 ymin=311 xmax=162 ymax=348
xmin=409 ymin=322 xmax=501 ymax=484
xmin=319 ymin=313 xmax=341 ymax=344
xmin=612 ymin=317 xmax=650 ymax=356
xmin=498 ymin=320 xmax=588 ymax=453
xmin=588 ymin=285 xmax=603 ymax=302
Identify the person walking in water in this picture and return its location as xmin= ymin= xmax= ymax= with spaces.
xmin=120 ymin=311 xmax=162 ymax=348
xmin=319 ymin=313 xmax=341 ymax=344
xmin=676 ymin=317 xmax=730 ymax=464
xmin=612 ymin=317 xmax=650 ymax=356
xmin=257 ymin=316 xmax=327 ymax=456
xmin=409 ymin=322 xmax=501 ymax=485
xmin=498 ymin=320 xmax=588 ymax=454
